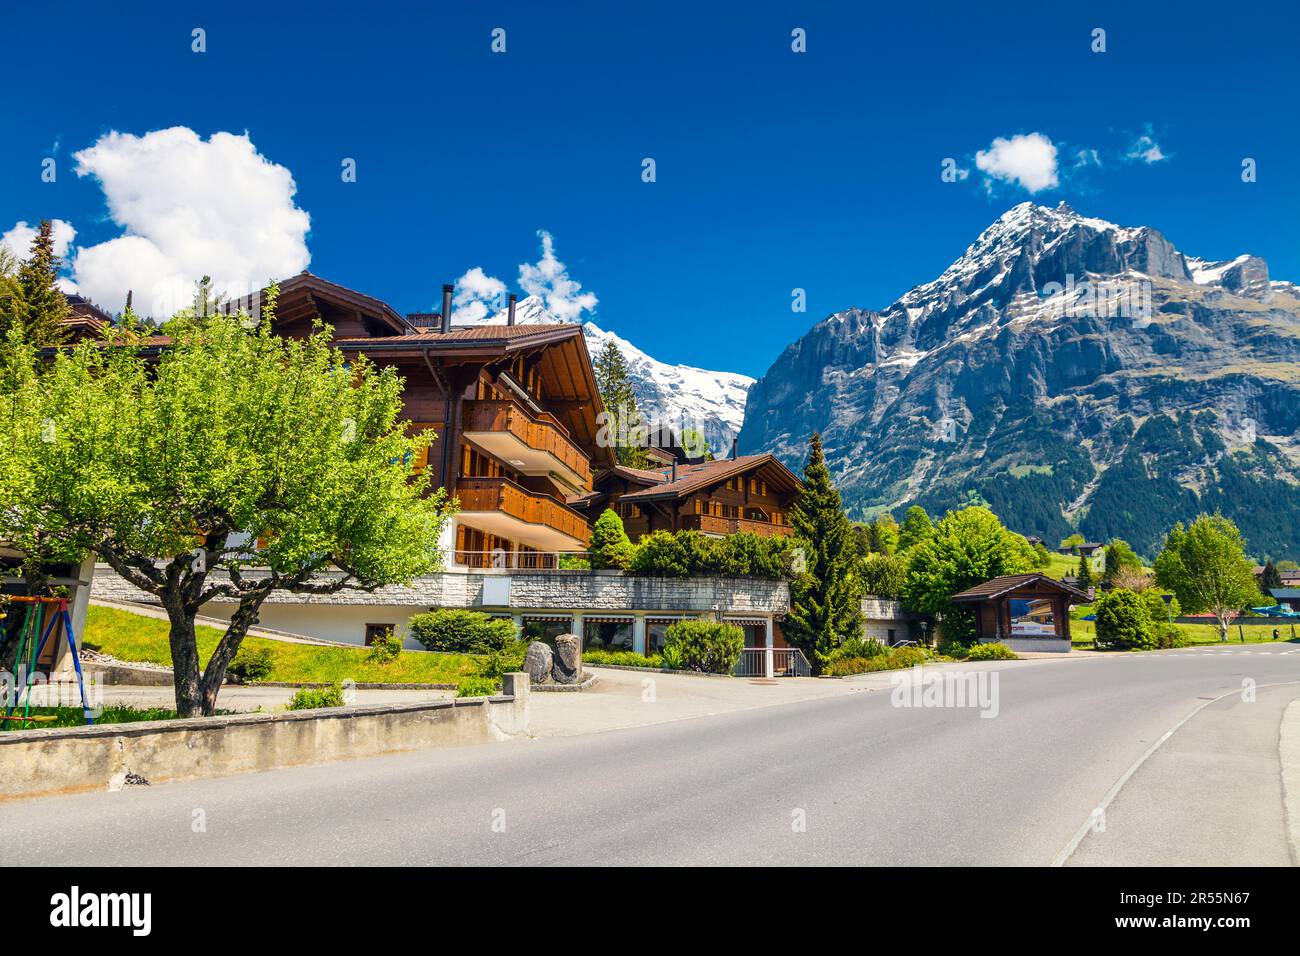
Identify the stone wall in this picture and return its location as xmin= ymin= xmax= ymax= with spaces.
xmin=92 ymin=565 xmax=789 ymax=614
xmin=0 ymin=674 xmax=529 ymax=801
xmin=861 ymin=596 xmax=914 ymax=644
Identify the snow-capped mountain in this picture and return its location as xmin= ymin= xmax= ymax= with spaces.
xmin=738 ymin=201 xmax=1300 ymax=557
xmin=466 ymin=295 xmax=753 ymax=455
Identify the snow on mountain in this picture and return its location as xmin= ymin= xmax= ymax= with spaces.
xmin=460 ymin=295 xmax=753 ymax=454
xmin=738 ymin=200 xmax=1300 ymax=556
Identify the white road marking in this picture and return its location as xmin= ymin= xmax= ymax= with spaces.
xmin=1050 ymin=679 xmax=1300 ymax=867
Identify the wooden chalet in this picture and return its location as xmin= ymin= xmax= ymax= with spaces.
xmin=231 ymin=275 xmax=613 ymax=568
xmin=588 ymin=453 xmax=802 ymax=540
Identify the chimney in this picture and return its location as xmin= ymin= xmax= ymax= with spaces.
xmin=507 ymin=293 xmax=517 ymax=326
xmin=440 ymin=283 xmax=454 ymax=333
xmin=730 ymin=437 xmax=738 ymax=460
xmin=671 ymin=460 xmax=677 ymax=483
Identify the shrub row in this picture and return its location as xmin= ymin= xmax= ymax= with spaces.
xmin=582 ymin=648 xmax=664 ymax=668
xmin=408 ymin=610 xmax=516 ymax=654
xmin=827 ymin=645 xmax=927 ymax=676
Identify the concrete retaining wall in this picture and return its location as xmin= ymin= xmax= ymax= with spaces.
xmin=0 ymin=674 xmax=529 ymax=801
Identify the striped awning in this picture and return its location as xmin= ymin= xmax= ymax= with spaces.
xmin=583 ymin=616 xmax=633 ymax=624
xmin=521 ymin=614 xmax=573 ymax=623
xmin=724 ymin=617 xmax=768 ymax=627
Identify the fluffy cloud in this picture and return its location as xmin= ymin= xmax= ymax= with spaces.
xmin=68 ymin=127 xmax=310 ymax=316
xmin=975 ymin=132 xmax=1059 ymax=193
xmin=453 ymin=231 xmax=598 ymax=325
xmin=450 ymin=266 xmax=507 ymax=323
xmin=518 ymin=230 xmax=598 ymax=322
xmin=1125 ymin=130 xmax=1167 ymax=164
xmin=1 ymin=218 xmax=77 ymax=261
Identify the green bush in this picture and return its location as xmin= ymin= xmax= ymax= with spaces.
xmin=408 ymin=610 xmax=516 ymax=653
xmin=1154 ymin=624 xmax=1190 ymax=649
xmin=1094 ymin=588 xmax=1156 ymax=650
xmin=627 ymin=530 xmax=800 ymax=579
xmin=630 ymin=531 xmax=691 ymax=576
xmin=228 ymin=646 xmax=274 ymax=682
xmin=660 ymin=620 xmax=744 ymax=673
xmin=364 ymin=629 xmax=403 ymax=665
xmin=831 ymin=636 xmax=887 ymax=660
xmin=828 ymin=645 xmax=927 ymax=676
xmin=582 ymin=648 xmax=664 ymax=668
xmin=1140 ymin=589 xmax=1180 ymax=624
xmin=456 ymin=676 xmax=499 ymax=698
xmin=287 ymin=682 xmax=346 ymax=710
xmin=967 ymin=642 xmax=1019 ymax=661
xmin=589 ymin=508 xmax=635 ymax=569
xmin=558 ymin=553 xmax=591 ymax=570
xmin=937 ymin=637 xmax=971 ymax=659
xmin=475 ymin=639 xmax=529 ymax=680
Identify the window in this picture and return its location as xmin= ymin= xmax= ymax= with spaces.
xmin=887 ymin=628 xmax=896 ymax=645
xmin=583 ymin=619 xmax=634 ymax=651
xmin=364 ymin=624 xmax=394 ymax=646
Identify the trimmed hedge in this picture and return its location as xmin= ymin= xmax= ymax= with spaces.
xmin=828 ymin=645 xmax=927 ymax=676
xmin=966 ymin=642 xmax=1018 ymax=661
xmin=629 ymin=530 xmax=800 ymax=580
xmin=660 ymin=620 xmax=745 ymax=673
xmin=409 ymin=610 xmax=516 ymax=654
xmin=583 ymin=649 xmax=664 ymax=668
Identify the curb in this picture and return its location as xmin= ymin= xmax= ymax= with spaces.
xmin=1281 ymin=697 xmax=1300 ymax=866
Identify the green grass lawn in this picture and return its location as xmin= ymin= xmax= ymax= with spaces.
xmin=84 ymin=605 xmax=482 ymax=684
xmin=1 ymin=705 xmax=185 ymax=731
xmin=1041 ymin=553 xmax=1078 ymax=580
xmin=1069 ymin=612 xmax=1300 ymax=648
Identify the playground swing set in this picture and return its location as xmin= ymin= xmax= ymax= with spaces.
xmin=0 ymin=595 xmax=94 ymax=729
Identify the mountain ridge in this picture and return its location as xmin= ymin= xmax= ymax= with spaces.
xmin=737 ymin=202 xmax=1300 ymax=558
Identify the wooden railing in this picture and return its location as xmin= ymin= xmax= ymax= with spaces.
xmin=456 ymin=477 xmax=591 ymax=545
xmin=462 ymin=400 xmax=592 ymax=485
xmin=680 ymin=514 xmax=794 ymax=538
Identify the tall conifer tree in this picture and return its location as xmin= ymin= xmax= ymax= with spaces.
xmin=785 ymin=432 xmax=863 ymax=673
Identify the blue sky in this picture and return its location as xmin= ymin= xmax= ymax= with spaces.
xmin=2 ymin=0 xmax=1296 ymax=377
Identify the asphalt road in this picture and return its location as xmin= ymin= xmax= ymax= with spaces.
xmin=4 ymin=645 xmax=1299 ymax=866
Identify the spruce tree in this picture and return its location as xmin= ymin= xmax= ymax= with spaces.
xmin=593 ymin=340 xmax=648 ymax=468
xmin=1261 ymin=559 xmax=1282 ymax=592
xmin=1077 ymin=554 xmax=1094 ymax=590
xmin=15 ymin=220 xmax=70 ymax=345
xmin=785 ymin=432 xmax=863 ymax=673
xmin=0 ymin=246 xmax=25 ymax=341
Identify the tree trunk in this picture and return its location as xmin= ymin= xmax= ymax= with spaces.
xmin=164 ymin=600 xmax=205 ymax=717
xmin=196 ymin=594 xmax=267 ymax=716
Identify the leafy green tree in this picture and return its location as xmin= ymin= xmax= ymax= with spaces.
xmin=785 ymin=432 xmax=863 ymax=673
xmin=861 ymin=552 xmax=908 ymax=599
xmin=1102 ymin=538 xmax=1142 ymax=585
xmin=593 ymin=339 xmax=648 ymax=468
xmin=1094 ymin=588 xmax=1155 ymax=650
xmin=0 ymin=246 xmax=27 ymax=341
xmin=0 ymin=290 xmax=452 ymax=716
xmin=903 ymin=506 xmax=1034 ymax=644
xmin=589 ymin=508 xmax=634 ymax=569
xmin=1060 ymin=533 xmax=1085 ymax=550
xmin=897 ymin=505 xmax=934 ymax=552
xmin=1153 ymin=514 xmax=1262 ymax=642
xmin=864 ymin=512 xmax=899 ymax=555
xmin=15 ymin=220 xmax=70 ymax=345
xmin=1031 ymin=542 xmax=1052 ymax=568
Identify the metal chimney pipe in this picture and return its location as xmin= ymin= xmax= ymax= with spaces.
xmin=440 ymin=283 xmax=454 ymax=333
xmin=671 ymin=460 xmax=677 ymax=482
xmin=730 ymin=437 xmax=738 ymax=460
xmin=507 ymin=293 xmax=517 ymax=326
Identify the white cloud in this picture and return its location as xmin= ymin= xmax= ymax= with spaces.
xmin=1074 ymin=148 xmax=1102 ymax=168
xmin=518 ymin=230 xmax=598 ymax=322
xmin=451 ymin=266 xmax=507 ymax=323
xmin=452 ymin=231 xmax=598 ymax=325
xmin=1125 ymin=130 xmax=1167 ymax=164
xmin=1 ymin=219 xmax=77 ymax=261
xmin=68 ymin=127 xmax=311 ymax=316
xmin=975 ymin=132 xmax=1059 ymax=193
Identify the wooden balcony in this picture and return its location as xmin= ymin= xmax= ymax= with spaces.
xmin=680 ymin=514 xmax=795 ymax=538
xmin=456 ymin=476 xmax=591 ymax=549
xmin=462 ymin=400 xmax=593 ymax=492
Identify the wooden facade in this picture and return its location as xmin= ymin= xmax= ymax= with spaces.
xmin=590 ymin=455 xmax=802 ymax=541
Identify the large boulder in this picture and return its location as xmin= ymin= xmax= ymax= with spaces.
xmin=523 ymin=642 xmax=553 ymax=685
xmin=552 ymin=633 xmax=582 ymax=684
